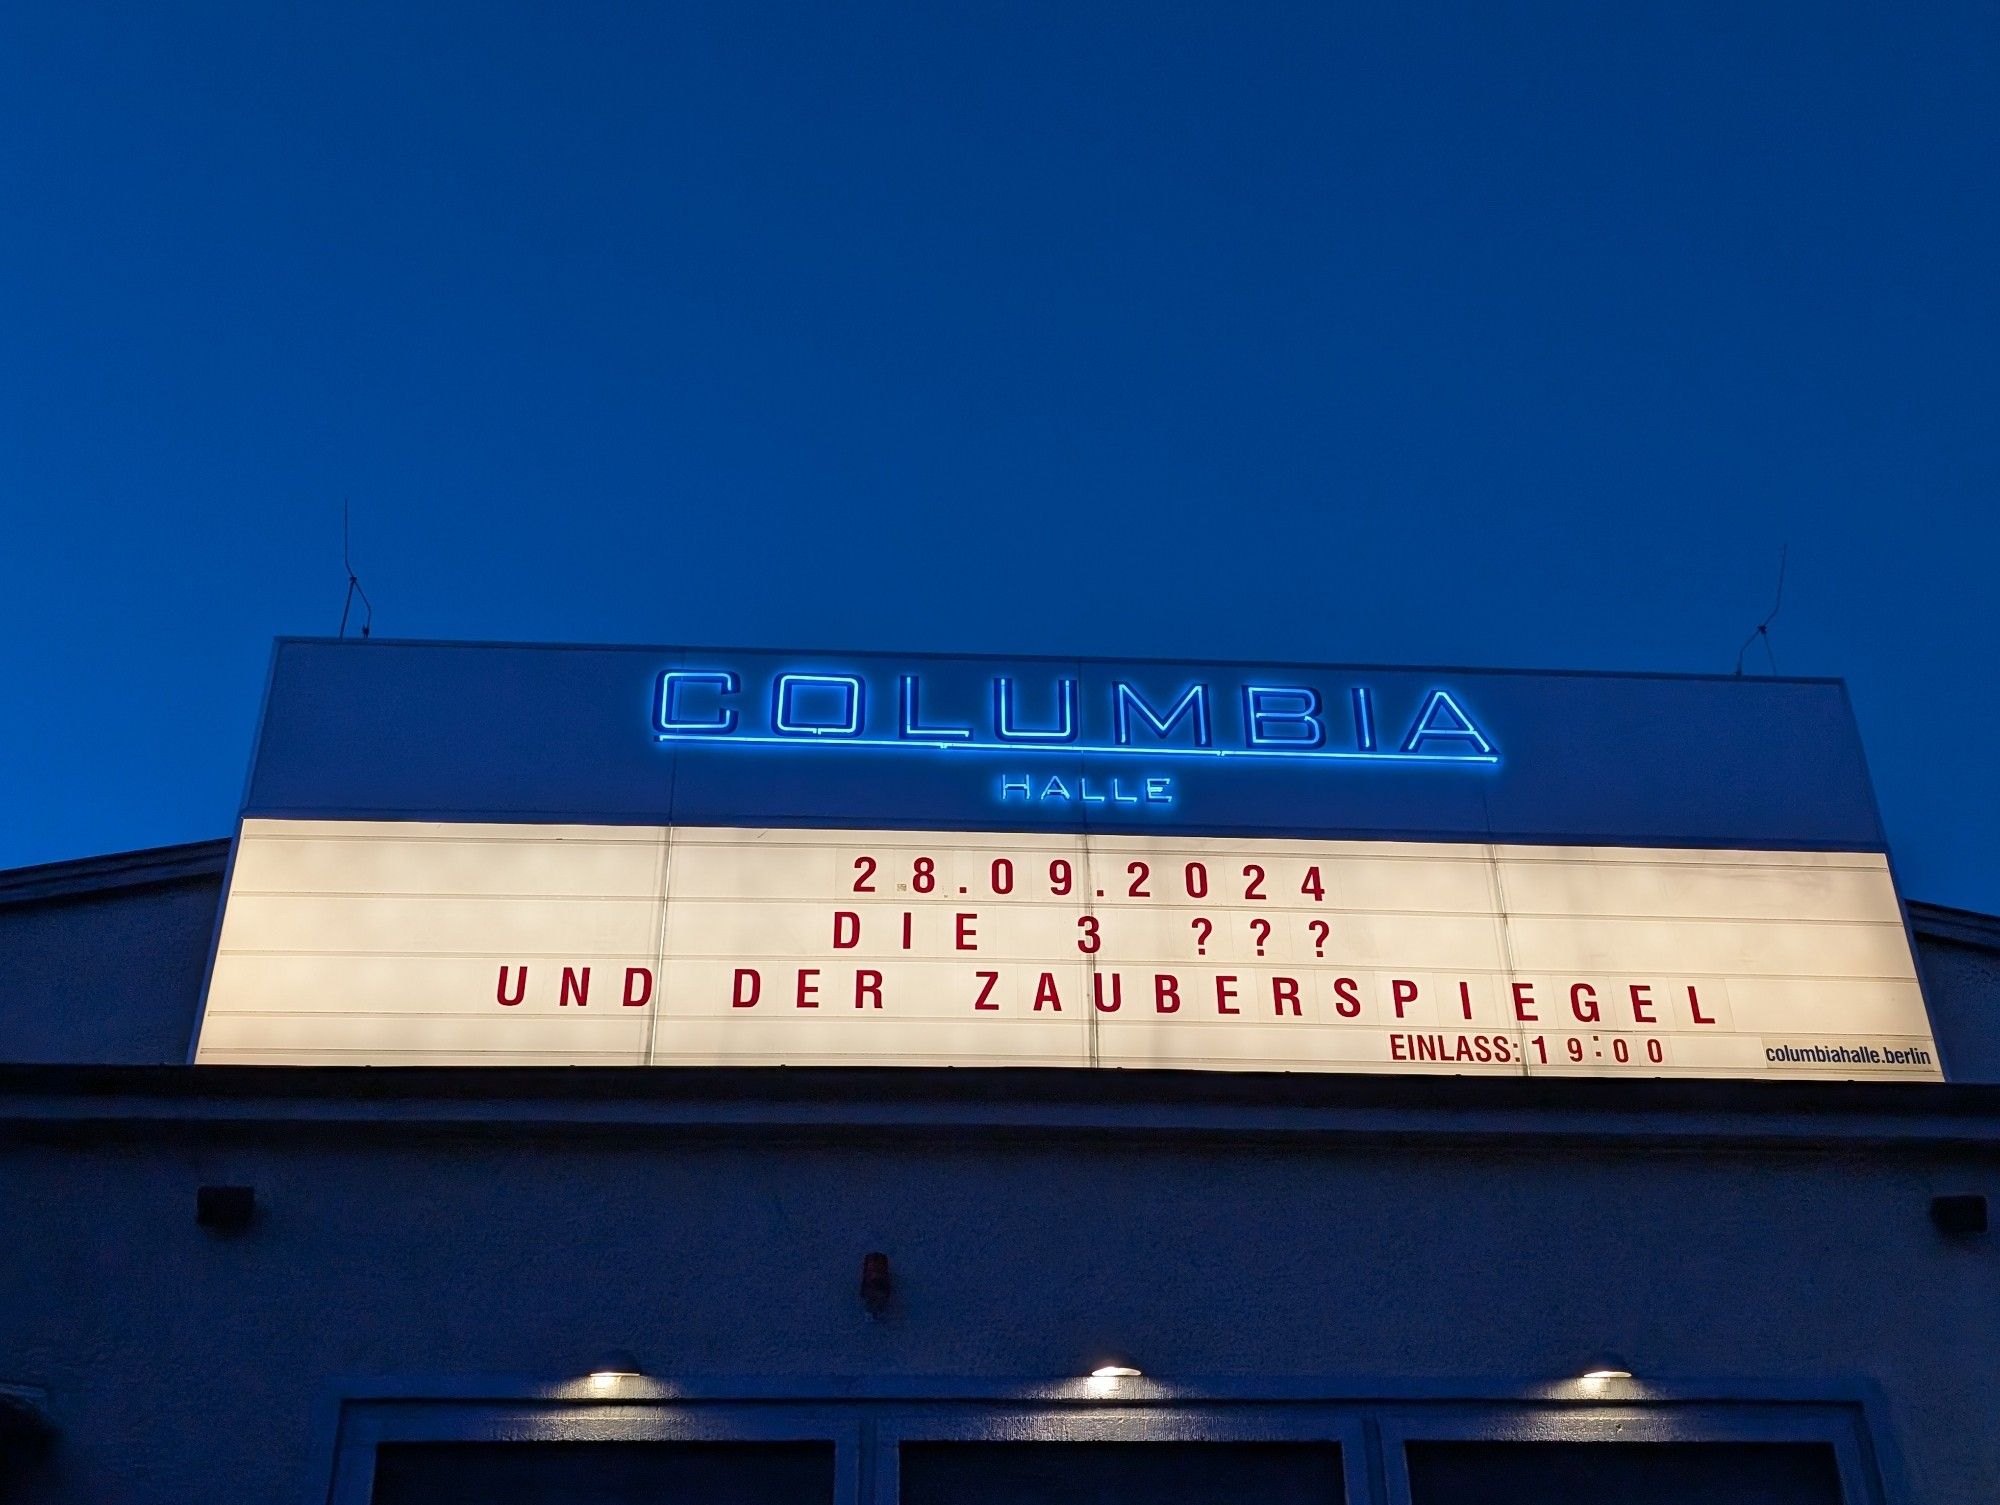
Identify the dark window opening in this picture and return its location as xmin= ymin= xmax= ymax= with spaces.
xmin=899 ymin=1440 xmax=1345 ymax=1505
xmin=1405 ymin=1440 xmax=1844 ymax=1505
xmin=369 ymin=1440 xmax=834 ymax=1505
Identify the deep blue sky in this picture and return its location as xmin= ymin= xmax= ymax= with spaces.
xmin=2 ymin=4 xmax=1995 ymax=912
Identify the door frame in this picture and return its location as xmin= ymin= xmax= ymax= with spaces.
xmin=315 ymin=1376 xmax=1899 ymax=1505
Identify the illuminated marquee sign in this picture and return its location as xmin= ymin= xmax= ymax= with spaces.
xmin=652 ymin=671 xmax=1496 ymax=811
xmin=197 ymin=820 xmax=1939 ymax=1079
xmin=192 ymin=639 xmax=1946 ymax=1081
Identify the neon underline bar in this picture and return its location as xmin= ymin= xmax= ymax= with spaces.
xmin=654 ymin=733 xmax=1498 ymax=765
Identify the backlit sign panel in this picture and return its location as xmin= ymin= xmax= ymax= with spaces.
xmin=193 ymin=640 xmax=1944 ymax=1079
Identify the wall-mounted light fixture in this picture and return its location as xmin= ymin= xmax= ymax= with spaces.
xmin=861 ymin=1252 xmax=893 ymax=1316
xmin=1931 ymin=1195 xmax=1988 ymax=1237
xmin=1084 ymin=1355 xmax=1142 ymax=1395
xmin=585 ymin=1350 xmax=644 ymax=1392
xmin=195 ymin=1185 xmax=255 ymax=1234
xmin=1576 ymin=1352 xmax=1634 ymax=1381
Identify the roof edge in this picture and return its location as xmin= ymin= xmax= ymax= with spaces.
xmin=0 ymin=838 xmax=230 ymax=907
xmin=267 ymin=635 xmax=1855 ymax=687
xmin=3 ymin=1064 xmax=2000 ymax=1149
xmin=1909 ymin=899 xmax=2000 ymax=953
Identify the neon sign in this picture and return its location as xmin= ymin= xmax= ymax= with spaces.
xmin=653 ymin=670 xmax=1498 ymax=766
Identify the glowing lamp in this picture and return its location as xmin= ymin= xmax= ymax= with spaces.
xmin=586 ymin=1349 xmax=644 ymax=1389
xmin=1577 ymin=1352 xmax=1633 ymax=1380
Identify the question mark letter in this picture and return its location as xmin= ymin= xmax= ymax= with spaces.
xmin=1308 ymin=919 xmax=1329 ymax=958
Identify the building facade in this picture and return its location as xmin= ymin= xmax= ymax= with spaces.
xmin=2 ymin=640 xmax=1995 ymax=1504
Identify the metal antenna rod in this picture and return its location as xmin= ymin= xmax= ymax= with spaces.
xmin=338 ymin=498 xmax=373 ymax=640
xmin=1733 ymin=543 xmax=1786 ymax=676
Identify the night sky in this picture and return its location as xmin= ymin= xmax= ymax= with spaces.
xmin=3 ymin=4 xmax=1995 ymax=913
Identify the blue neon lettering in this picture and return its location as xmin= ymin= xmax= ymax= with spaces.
xmin=1112 ymin=682 xmax=1213 ymax=747
xmin=773 ymin=674 xmax=863 ymax=737
xmin=999 ymin=772 xmax=1175 ymax=809
xmin=1350 ymin=686 xmax=1377 ymax=752
xmin=1400 ymin=689 xmax=1495 ymax=755
xmin=995 ymin=677 xmax=1079 ymax=742
xmin=652 ymin=668 xmax=1498 ymax=767
xmin=899 ymin=674 xmax=972 ymax=741
xmin=656 ymin=670 xmax=739 ymax=733
xmin=1243 ymin=685 xmax=1326 ymax=748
